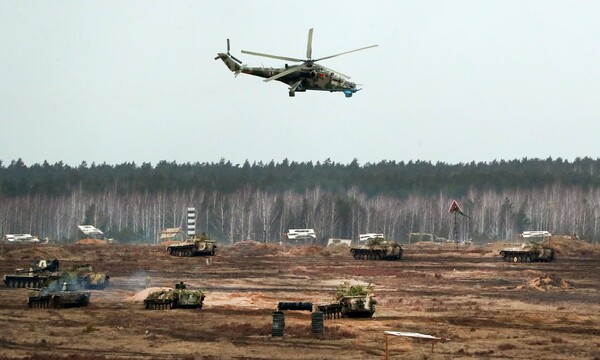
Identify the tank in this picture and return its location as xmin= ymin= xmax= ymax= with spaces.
xmin=57 ymin=264 xmax=110 ymax=289
xmin=144 ymin=283 xmax=205 ymax=310
xmin=350 ymin=237 xmax=403 ymax=260
xmin=317 ymin=282 xmax=377 ymax=319
xmin=499 ymin=241 xmax=555 ymax=263
xmin=166 ymin=233 xmax=217 ymax=257
xmin=28 ymin=282 xmax=91 ymax=308
xmin=3 ymin=259 xmax=60 ymax=288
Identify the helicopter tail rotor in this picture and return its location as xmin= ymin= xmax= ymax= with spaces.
xmin=227 ymin=39 xmax=243 ymax=64
xmin=215 ymin=39 xmax=244 ymax=73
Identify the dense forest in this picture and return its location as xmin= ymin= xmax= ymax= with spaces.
xmin=1 ymin=157 xmax=600 ymax=244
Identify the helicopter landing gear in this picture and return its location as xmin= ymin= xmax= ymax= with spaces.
xmin=288 ymin=91 xmax=295 ymax=97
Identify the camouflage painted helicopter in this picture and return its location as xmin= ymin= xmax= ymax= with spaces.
xmin=215 ymin=28 xmax=377 ymax=97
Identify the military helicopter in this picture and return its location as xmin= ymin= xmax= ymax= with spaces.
xmin=215 ymin=28 xmax=377 ymax=97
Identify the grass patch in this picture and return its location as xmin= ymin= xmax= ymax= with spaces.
xmin=83 ymin=324 xmax=98 ymax=334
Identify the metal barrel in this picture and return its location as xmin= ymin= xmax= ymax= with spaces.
xmin=311 ymin=311 xmax=325 ymax=334
xmin=277 ymin=301 xmax=313 ymax=312
xmin=271 ymin=311 xmax=285 ymax=337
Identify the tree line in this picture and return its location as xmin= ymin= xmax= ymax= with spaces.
xmin=1 ymin=157 xmax=599 ymax=244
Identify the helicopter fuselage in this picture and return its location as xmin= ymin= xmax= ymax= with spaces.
xmin=245 ymin=65 xmax=357 ymax=95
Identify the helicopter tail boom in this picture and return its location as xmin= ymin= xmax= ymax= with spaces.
xmin=215 ymin=53 xmax=243 ymax=73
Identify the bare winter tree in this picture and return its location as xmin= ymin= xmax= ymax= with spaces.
xmin=253 ymin=190 xmax=281 ymax=243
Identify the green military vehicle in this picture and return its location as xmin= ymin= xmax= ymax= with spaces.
xmin=350 ymin=237 xmax=403 ymax=260
xmin=317 ymin=282 xmax=377 ymax=319
xmin=166 ymin=233 xmax=217 ymax=257
xmin=499 ymin=241 xmax=555 ymax=263
xmin=144 ymin=283 xmax=205 ymax=310
xmin=58 ymin=264 xmax=110 ymax=289
xmin=4 ymin=260 xmax=109 ymax=290
xmin=3 ymin=259 xmax=60 ymax=288
xmin=28 ymin=282 xmax=91 ymax=308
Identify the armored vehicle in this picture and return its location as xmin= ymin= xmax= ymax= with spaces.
xmin=59 ymin=264 xmax=110 ymax=289
xmin=166 ymin=233 xmax=217 ymax=257
xmin=3 ymin=259 xmax=60 ymax=288
xmin=144 ymin=283 xmax=205 ymax=310
xmin=28 ymin=282 xmax=91 ymax=308
xmin=350 ymin=237 xmax=403 ymax=260
xmin=317 ymin=282 xmax=377 ymax=319
xmin=499 ymin=241 xmax=555 ymax=263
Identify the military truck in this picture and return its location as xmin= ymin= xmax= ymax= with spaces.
xmin=166 ymin=233 xmax=217 ymax=257
xmin=499 ymin=241 xmax=555 ymax=263
xmin=350 ymin=237 xmax=403 ymax=260
xmin=144 ymin=283 xmax=205 ymax=310
xmin=28 ymin=282 xmax=91 ymax=308
xmin=3 ymin=259 xmax=60 ymax=288
xmin=58 ymin=264 xmax=110 ymax=289
xmin=317 ymin=282 xmax=377 ymax=319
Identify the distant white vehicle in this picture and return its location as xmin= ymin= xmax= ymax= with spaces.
xmin=4 ymin=234 xmax=40 ymax=243
xmin=359 ymin=233 xmax=384 ymax=243
xmin=286 ymin=229 xmax=317 ymax=240
xmin=77 ymin=225 xmax=105 ymax=239
xmin=521 ymin=231 xmax=551 ymax=238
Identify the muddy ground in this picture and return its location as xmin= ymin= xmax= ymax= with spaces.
xmin=0 ymin=241 xmax=599 ymax=359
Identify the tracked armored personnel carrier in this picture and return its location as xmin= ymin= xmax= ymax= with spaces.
xmin=59 ymin=264 xmax=110 ymax=289
xmin=28 ymin=282 xmax=91 ymax=308
xmin=3 ymin=259 xmax=60 ymax=288
xmin=350 ymin=237 xmax=403 ymax=260
xmin=499 ymin=241 xmax=555 ymax=263
xmin=166 ymin=234 xmax=217 ymax=257
xmin=144 ymin=283 xmax=205 ymax=310
xmin=317 ymin=282 xmax=377 ymax=319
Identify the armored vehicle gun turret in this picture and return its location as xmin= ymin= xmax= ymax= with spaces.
xmin=144 ymin=283 xmax=205 ymax=310
xmin=166 ymin=233 xmax=217 ymax=257
xmin=317 ymin=282 xmax=377 ymax=319
xmin=28 ymin=282 xmax=91 ymax=308
xmin=499 ymin=241 xmax=555 ymax=263
xmin=3 ymin=259 xmax=60 ymax=288
xmin=350 ymin=237 xmax=403 ymax=260
xmin=57 ymin=264 xmax=110 ymax=289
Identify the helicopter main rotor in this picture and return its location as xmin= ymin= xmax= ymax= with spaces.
xmin=241 ymin=28 xmax=377 ymax=82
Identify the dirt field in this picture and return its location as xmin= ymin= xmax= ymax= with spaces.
xmin=0 ymin=240 xmax=599 ymax=359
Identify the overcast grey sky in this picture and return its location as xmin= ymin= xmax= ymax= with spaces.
xmin=1 ymin=1 xmax=599 ymax=166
